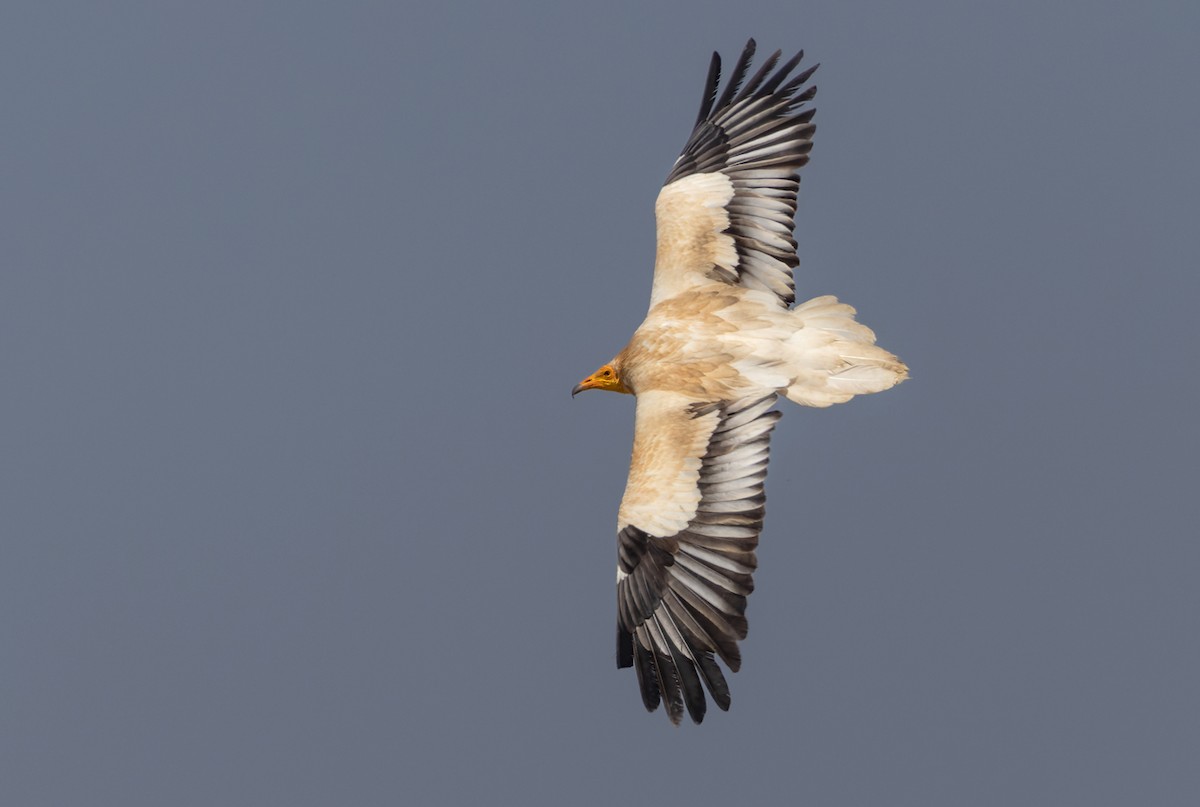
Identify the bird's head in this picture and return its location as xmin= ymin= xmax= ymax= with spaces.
xmin=572 ymin=362 xmax=631 ymax=396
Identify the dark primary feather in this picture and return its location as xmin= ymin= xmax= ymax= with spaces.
xmin=664 ymin=39 xmax=819 ymax=307
xmin=712 ymin=39 xmax=756 ymax=114
xmin=693 ymin=51 xmax=721 ymax=127
xmin=615 ymin=395 xmax=781 ymax=724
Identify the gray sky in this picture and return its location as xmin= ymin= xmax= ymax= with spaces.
xmin=3 ymin=1 xmax=1198 ymax=805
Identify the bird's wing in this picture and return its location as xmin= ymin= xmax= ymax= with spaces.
xmin=650 ymin=39 xmax=818 ymax=310
xmin=615 ymin=389 xmax=781 ymax=724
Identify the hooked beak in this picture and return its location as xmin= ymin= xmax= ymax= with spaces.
xmin=571 ymin=381 xmax=588 ymax=397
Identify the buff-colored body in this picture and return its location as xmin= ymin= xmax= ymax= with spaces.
xmin=614 ymin=285 xmax=905 ymax=405
xmin=575 ymin=169 xmax=907 ymax=538
xmin=591 ymin=284 xmax=906 ymax=538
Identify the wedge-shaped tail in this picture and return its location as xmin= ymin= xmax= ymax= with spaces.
xmin=784 ymin=296 xmax=909 ymax=407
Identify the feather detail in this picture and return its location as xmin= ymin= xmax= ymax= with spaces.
xmin=615 ymin=395 xmax=780 ymax=723
xmin=650 ymin=39 xmax=818 ymax=309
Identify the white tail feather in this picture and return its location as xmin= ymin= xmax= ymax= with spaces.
xmin=784 ymin=296 xmax=908 ymax=407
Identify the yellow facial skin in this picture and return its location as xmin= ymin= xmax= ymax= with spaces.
xmin=572 ymin=364 xmax=631 ymax=396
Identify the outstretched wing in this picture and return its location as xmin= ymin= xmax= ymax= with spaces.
xmin=615 ymin=390 xmax=781 ymax=724
xmin=650 ymin=39 xmax=818 ymax=310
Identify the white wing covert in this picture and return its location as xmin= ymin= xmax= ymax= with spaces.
xmin=649 ymin=39 xmax=818 ymax=309
xmin=615 ymin=391 xmax=780 ymax=724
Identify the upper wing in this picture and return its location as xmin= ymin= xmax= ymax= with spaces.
xmin=650 ymin=39 xmax=818 ymax=310
xmin=615 ymin=389 xmax=781 ymax=724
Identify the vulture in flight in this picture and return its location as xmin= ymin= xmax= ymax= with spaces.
xmin=573 ymin=39 xmax=908 ymax=724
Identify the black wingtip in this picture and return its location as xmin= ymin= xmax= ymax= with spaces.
xmin=617 ymin=625 xmax=634 ymax=669
xmin=782 ymin=63 xmax=820 ymax=99
xmin=655 ymin=647 xmax=686 ymax=725
xmin=712 ymin=39 xmax=757 ymax=115
xmin=760 ymin=49 xmax=805 ymax=96
xmin=735 ymin=48 xmax=781 ymax=103
xmin=694 ymin=51 xmax=722 ymax=127
xmin=633 ymin=638 xmax=661 ymax=713
xmin=671 ymin=644 xmax=708 ymax=724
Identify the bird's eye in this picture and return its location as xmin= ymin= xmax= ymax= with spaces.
xmin=601 ymin=369 xmax=612 ymax=378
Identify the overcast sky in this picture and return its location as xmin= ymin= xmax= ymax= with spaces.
xmin=3 ymin=1 xmax=1198 ymax=805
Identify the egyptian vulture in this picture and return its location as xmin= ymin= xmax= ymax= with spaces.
xmin=573 ymin=40 xmax=908 ymax=724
